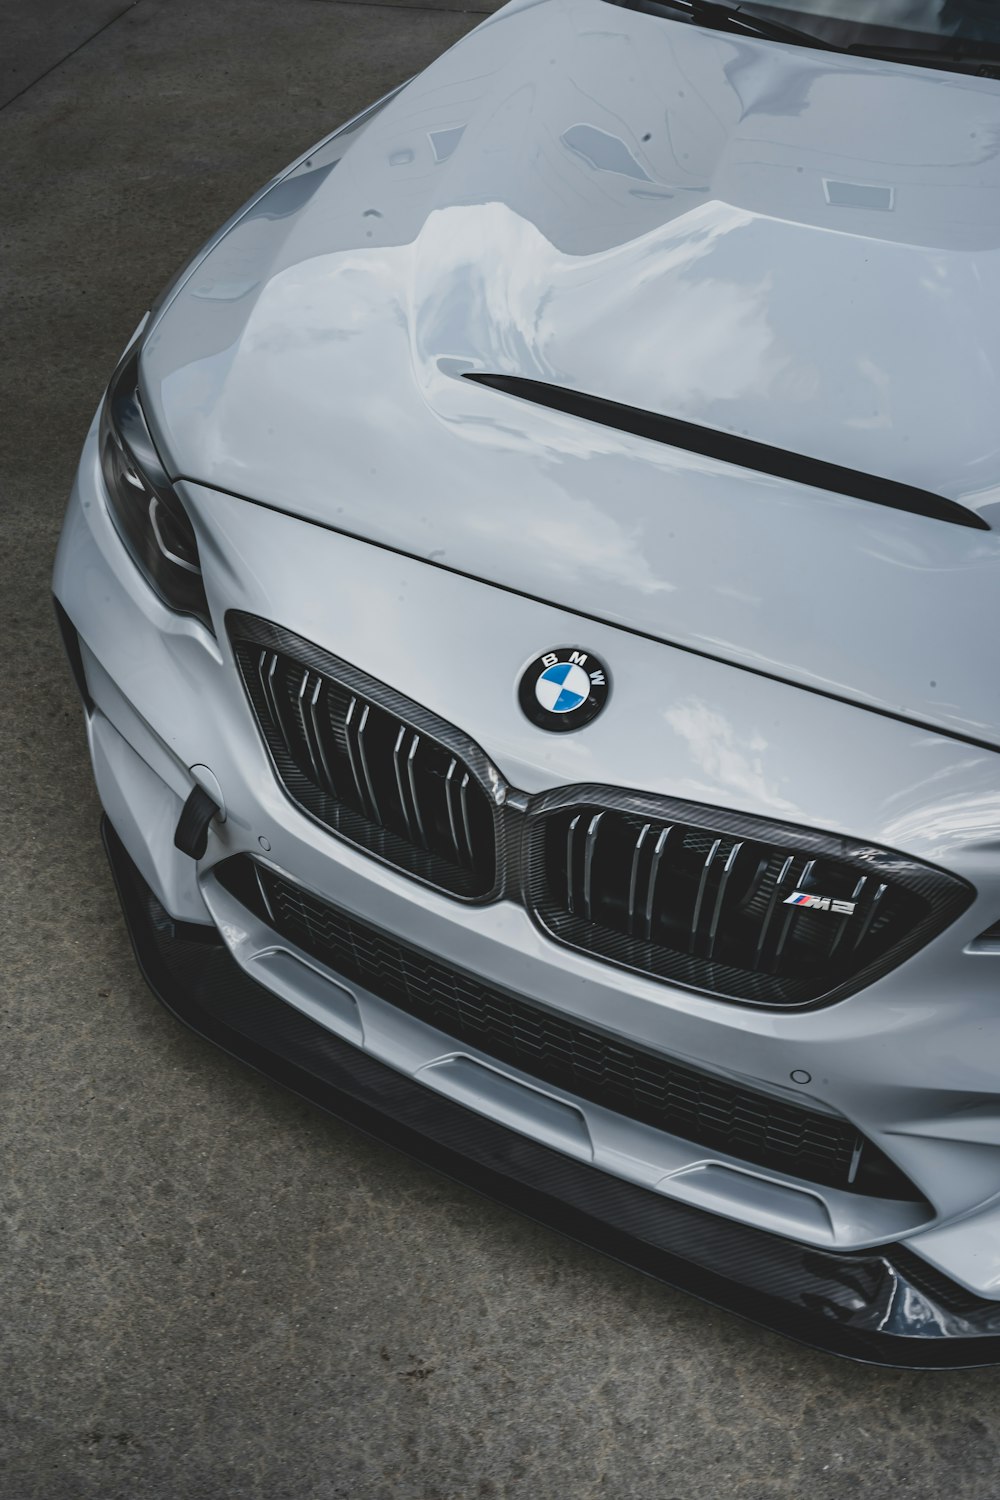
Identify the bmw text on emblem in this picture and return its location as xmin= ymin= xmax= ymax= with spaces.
xmin=519 ymin=647 xmax=610 ymax=732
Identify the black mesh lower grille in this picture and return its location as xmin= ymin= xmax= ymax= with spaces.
xmin=216 ymin=856 xmax=919 ymax=1201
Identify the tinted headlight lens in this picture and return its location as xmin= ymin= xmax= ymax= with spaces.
xmin=99 ymin=341 xmax=211 ymax=629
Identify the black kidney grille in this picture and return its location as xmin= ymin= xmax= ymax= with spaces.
xmin=232 ymin=639 xmax=497 ymax=899
xmin=215 ymin=855 xmax=918 ymax=1202
xmin=531 ymin=807 xmax=936 ymax=1006
xmin=229 ymin=617 xmax=972 ymax=1008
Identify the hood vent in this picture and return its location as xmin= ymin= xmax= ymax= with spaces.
xmin=465 ymin=373 xmax=986 ymax=532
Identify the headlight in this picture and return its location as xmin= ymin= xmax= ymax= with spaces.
xmin=99 ymin=340 xmax=211 ymax=629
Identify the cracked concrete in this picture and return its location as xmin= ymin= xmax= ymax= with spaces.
xmin=4 ymin=1 xmax=1000 ymax=1495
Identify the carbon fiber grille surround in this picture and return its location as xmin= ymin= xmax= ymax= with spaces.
xmin=228 ymin=615 xmax=973 ymax=1009
xmin=216 ymin=854 xmax=920 ymax=1202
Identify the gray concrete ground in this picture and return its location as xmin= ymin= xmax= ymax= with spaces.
xmin=3 ymin=2 xmax=1000 ymax=1496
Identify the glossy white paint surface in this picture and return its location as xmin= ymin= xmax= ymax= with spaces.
xmin=140 ymin=0 xmax=1000 ymax=745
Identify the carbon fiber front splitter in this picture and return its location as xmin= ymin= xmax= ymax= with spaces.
xmin=103 ymin=816 xmax=1000 ymax=1368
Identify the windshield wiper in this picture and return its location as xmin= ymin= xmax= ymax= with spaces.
xmin=605 ymin=0 xmax=842 ymax=52
xmin=842 ymin=39 xmax=1000 ymax=77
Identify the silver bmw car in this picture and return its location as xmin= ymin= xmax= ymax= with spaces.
xmin=53 ymin=0 xmax=1000 ymax=1365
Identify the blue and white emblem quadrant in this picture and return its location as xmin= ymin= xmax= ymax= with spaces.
xmin=535 ymin=661 xmax=592 ymax=714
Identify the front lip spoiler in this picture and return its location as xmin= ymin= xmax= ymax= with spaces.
xmin=102 ymin=814 xmax=1000 ymax=1369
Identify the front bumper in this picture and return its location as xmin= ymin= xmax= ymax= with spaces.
xmin=54 ymin=415 xmax=1000 ymax=1358
xmin=103 ymin=814 xmax=1000 ymax=1368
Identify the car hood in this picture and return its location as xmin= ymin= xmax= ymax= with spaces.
xmin=141 ymin=0 xmax=1000 ymax=748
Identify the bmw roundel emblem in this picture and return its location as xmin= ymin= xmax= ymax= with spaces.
xmin=518 ymin=647 xmax=611 ymax=732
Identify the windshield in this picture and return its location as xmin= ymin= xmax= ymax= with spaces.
xmin=727 ymin=0 xmax=1000 ymax=70
xmin=619 ymin=0 xmax=1000 ymax=73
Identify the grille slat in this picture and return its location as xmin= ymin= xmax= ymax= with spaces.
xmin=706 ymin=841 xmax=744 ymax=961
xmin=645 ymin=826 xmax=672 ymax=941
xmin=626 ymin=822 xmax=651 ymax=938
xmin=444 ymin=758 xmax=464 ymax=867
xmin=355 ymin=703 xmax=382 ymax=823
xmin=829 ymin=874 xmax=867 ymax=962
xmin=458 ymin=772 xmax=475 ymax=869
xmin=754 ymin=853 xmax=795 ymax=969
xmin=343 ymin=696 xmax=371 ymax=818
xmin=853 ymin=882 xmax=888 ymax=952
xmin=583 ymin=811 xmax=604 ymax=922
xmin=216 ymin=856 xmax=918 ymax=1202
xmin=290 ymin=671 xmax=319 ymax=784
xmin=393 ymin=724 xmax=416 ymax=844
xmin=690 ymin=837 xmax=722 ymax=952
xmin=406 ymin=733 xmax=428 ymax=849
xmin=259 ymin=651 xmax=292 ymax=752
xmin=773 ymin=858 xmax=814 ymax=966
xmin=565 ymin=813 xmax=582 ymax=917
xmin=300 ymin=673 xmax=333 ymax=797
